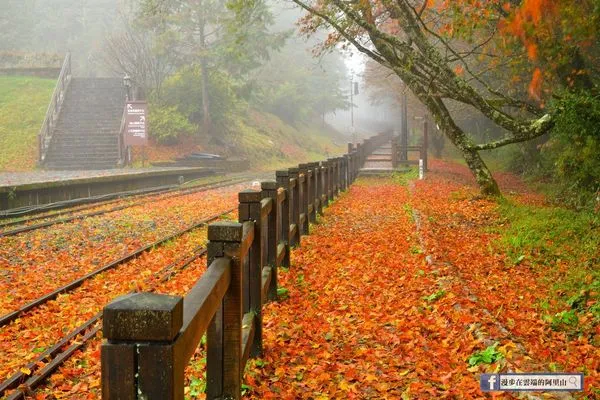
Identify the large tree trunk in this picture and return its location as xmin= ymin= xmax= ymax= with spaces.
xmin=200 ymin=56 xmax=212 ymax=136
xmin=198 ymin=17 xmax=212 ymax=136
xmin=460 ymin=146 xmax=500 ymax=196
xmin=422 ymin=94 xmax=502 ymax=196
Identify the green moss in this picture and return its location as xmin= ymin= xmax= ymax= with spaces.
xmin=0 ymin=76 xmax=55 ymax=171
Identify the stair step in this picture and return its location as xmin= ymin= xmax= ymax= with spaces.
xmin=358 ymin=168 xmax=409 ymax=177
xmin=44 ymin=76 xmax=127 ymax=170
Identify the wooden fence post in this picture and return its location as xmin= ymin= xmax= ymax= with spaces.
xmin=336 ymin=157 xmax=343 ymax=194
xmin=342 ymin=155 xmax=349 ymax=190
xmin=324 ymin=161 xmax=330 ymax=206
xmin=334 ymin=157 xmax=342 ymax=196
xmin=297 ymin=165 xmax=309 ymax=236
xmin=311 ymin=162 xmax=322 ymax=216
xmin=347 ymin=155 xmax=352 ymax=186
xmin=356 ymin=143 xmax=363 ymax=168
xmin=276 ymin=171 xmax=291 ymax=268
xmin=310 ymin=162 xmax=320 ymax=218
xmin=261 ymin=181 xmax=279 ymax=302
xmin=323 ymin=159 xmax=329 ymax=202
xmin=353 ymin=150 xmax=359 ymax=180
xmin=330 ymin=159 xmax=335 ymax=199
xmin=102 ymin=293 xmax=184 ymax=400
xmin=299 ymin=163 xmax=316 ymax=224
xmin=347 ymin=148 xmax=353 ymax=184
xmin=328 ymin=159 xmax=338 ymax=198
xmin=238 ymin=191 xmax=263 ymax=357
xmin=206 ymin=223 xmax=244 ymax=399
xmin=288 ymin=167 xmax=301 ymax=246
xmin=423 ymin=120 xmax=429 ymax=172
xmin=330 ymin=159 xmax=337 ymax=196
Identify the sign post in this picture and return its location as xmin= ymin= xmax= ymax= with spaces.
xmin=123 ymin=101 xmax=148 ymax=165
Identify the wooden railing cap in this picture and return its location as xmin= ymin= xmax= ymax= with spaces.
xmin=208 ymin=221 xmax=244 ymax=242
xmin=239 ymin=190 xmax=262 ymax=203
xmin=276 ymin=170 xmax=290 ymax=177
xmin=261 ymin=181 xmax=277 ymax=190
xmin=103 ymin=292 xmax=183 ymax=342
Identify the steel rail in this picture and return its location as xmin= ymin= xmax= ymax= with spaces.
xmin=0 ymin=175 xmax=256 ymax=237
xmin=0 ymin=207 xmax=235 ymax=327
xmin=0 ymin=246 xmax=209 ymax=399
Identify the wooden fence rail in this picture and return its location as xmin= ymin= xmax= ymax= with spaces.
xmin=101 ymin=132 xmax=390 ymax=400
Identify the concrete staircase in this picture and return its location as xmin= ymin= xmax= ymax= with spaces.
xmin=360 ymin=143 xmax=399 ymax=176
xmin=44 ymin=78 xmax=126 ymax=170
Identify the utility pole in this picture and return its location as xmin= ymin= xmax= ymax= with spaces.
xmin=400 ymin=90 xmax=408 ymax=161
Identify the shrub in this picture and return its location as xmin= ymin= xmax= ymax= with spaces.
xmin=547 ymin=92 xmax=600 ymax=203
xmin=160 ymin=66 xmax=243 ymax=129
xmin=148 ymin=105 xmax=197 ymax=145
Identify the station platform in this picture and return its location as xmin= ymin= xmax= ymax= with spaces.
xmin=0 ymin=166 xmax=217 ymax=212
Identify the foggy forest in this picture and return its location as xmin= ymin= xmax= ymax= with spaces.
xmin=0 ymin=0 xmax=598 ymax=399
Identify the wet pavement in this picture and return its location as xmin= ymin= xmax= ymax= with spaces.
xmin=0 ymin=167 xmax=202 ymax=188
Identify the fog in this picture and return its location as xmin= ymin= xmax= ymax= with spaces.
xmin=0 ymin=0 xmax=394 ymax=138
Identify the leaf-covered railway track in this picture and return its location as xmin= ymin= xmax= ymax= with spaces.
xmin=0 ymin=208 xmax=235 ymax=328
xmin=0 ymin=243 xmax=210 ymax=400
xmin=0 ymin=174 xmax=262 ymax=237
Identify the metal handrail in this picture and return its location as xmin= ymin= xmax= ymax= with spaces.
xmin=117 ymin=103 xmax=127 ymax=166
xmin=38 ymin=53 xmax=72 ymax=164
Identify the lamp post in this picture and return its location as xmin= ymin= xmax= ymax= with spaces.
xmin=123 ymin=74 xmax=132 ymax=101
xmin=350 ymin=73 xmax=359 ymax=144
xmin=123 ymin=74 xmax=132 ymax=166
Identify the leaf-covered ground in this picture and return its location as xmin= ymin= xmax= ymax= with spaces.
xmin=9 ymin=159 xmax=599 ymax=399
xmin=241 ymin=166 xmax=598 ymax=398
xmin=17 ymin=250 xmax=214 ymax=400
xmin=0 ymin=182 xmax=252 ymax=315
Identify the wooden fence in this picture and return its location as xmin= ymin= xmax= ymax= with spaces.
xmin=101 ymin=132 xmax=389 ymax=400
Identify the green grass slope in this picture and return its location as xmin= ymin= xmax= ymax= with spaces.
xmin=139 ymin=109 xmax=348 ymax=170
xmin=0 ymin=76 xmax=55 ymax=171
xmin=232 ymin=110 xmax=347 ymax=170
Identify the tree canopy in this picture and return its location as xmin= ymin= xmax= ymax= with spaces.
xmin=290 ymin=0 xmax=599 ymax=195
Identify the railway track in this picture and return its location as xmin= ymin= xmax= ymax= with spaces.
xmin=0 ymin=173 xmax=264 ymax=398
xmin=0 ymin=171 xmax=251 ymax=220
xmin=0 ymin=183 xmax=176 ymax=221
xmin=0 ymin=244 xmax=210 ymax=400
xmin=0 ymin=208 xmax=236 ymax=327
xmin=0 ymin=173 xmax=264 ymax=237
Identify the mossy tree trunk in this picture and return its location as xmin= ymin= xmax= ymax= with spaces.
xmin=290 ymin=0 xmax=556 ymax=197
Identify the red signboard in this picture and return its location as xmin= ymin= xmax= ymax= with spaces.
xmin=123 ymin=101 xmax=148 ymax=146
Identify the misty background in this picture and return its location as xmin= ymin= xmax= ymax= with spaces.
xmin=0 ymin=0 xmax=407 ymax=144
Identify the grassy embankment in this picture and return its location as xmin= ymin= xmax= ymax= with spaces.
xmin=495 ymin=200 xmax=599 ymax=341
xmin=436 ymin=141 xmax=598 ymax=340
xmin=0 ymin=76 xmax=55 ymax=171
xmin=129 ymin=109 xmax=347 ymax=171
xmin=0 ymin=75 xmax=346 ymax=172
